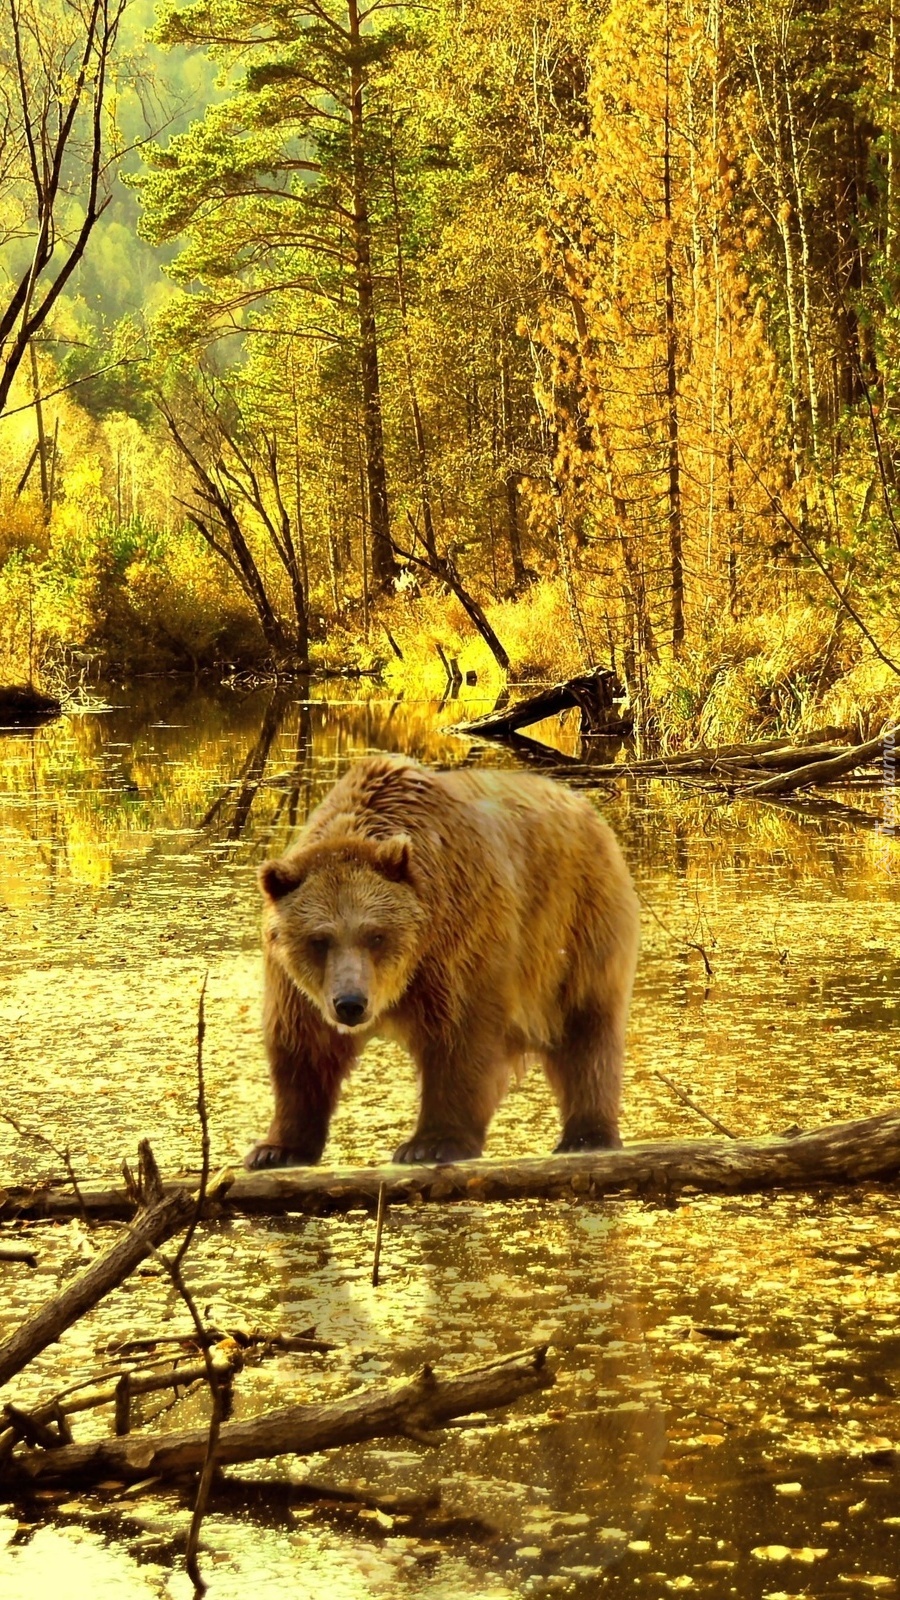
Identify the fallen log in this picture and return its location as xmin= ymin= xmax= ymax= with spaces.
xmin=454 ymin=665 xmax=631 ymax=739
xmin=516 ymin=741 xmax=850 ymax=781
xmin=715 ymin=742 xmax=851 ymax=772
xmin=603 ymin=731 xmax=855 ymax=776
xmin=744 ymin=731 xmax=894 ymax=796
xmin=5 ymin=1110 xmax=900 ymax=1221
xmin=0 ymin=1345 xmax=553 ymax=1491
xmin=0 ymin=1184 xmax=199 ymax=1391
xmin=452 ymin=719 xmax=882 ymax=793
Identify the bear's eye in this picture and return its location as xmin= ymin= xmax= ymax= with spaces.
xmin=367 ymin=932 xmax=385 ymax=951
xmin=308 ymin=935 xmax=330 ymax=959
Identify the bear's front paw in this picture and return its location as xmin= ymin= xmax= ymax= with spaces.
xmin=554 ymin=1122 xmax=623 ymax=1154
xmin=244 ymin=1141 xmax=320 ymax=1171
xmin=392 ymin=1134 xmax=482 ymax=1165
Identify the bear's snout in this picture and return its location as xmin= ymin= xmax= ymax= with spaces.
xmin=333 ymin=991 xmax=368 ymax=1027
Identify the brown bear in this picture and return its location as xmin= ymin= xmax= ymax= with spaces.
xmin=246 ymin=754 xmax=640 ymax=1169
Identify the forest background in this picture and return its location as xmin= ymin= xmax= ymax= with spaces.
xmin=3 ymin=0 xmax=900 ymax=744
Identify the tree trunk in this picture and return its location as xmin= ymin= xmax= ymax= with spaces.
xmin=290 ymin=362 xmax=310 ymax=599
xmin=387 ymin=126 xmax=437 ymax=562
xmin=544 ymin=426 xmax=591 ymax=668
xmin=749 ymin=44 xmax=808 ymax=491
xmin=266 ymin=445 xmax=310 ymax=668
xmin=193 ymin=493 xmax=289 ymax=657
xmin=348 ymin=0 xmax=395 ymax=590
xmin=883 ymin=0 xmax=890 ymax=275
xmin=663 ymin=7 xmax=685 ymax=653
xmin=159 ymin=404 xmax=290 ymax=657
xmin=500 ymin=354 xmax=529 ymax=590
xmin=726 ymin=357 xmax=740 ymax=617
xmin=783 ymin=49 xmax=821 ymax=467
xmin=29 ymin=343 xmax=50 ymax=513
xmin=565 ymin=291 xmax=653 ymax=705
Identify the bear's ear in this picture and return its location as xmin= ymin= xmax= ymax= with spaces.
xmin=374 ymin=833 xmax=414 ymax=884
xmin=258 ymin=858 xmax=304 ymax=901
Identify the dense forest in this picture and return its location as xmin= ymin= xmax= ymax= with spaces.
xmin=3 ymin=0 xmax=900 ymax=740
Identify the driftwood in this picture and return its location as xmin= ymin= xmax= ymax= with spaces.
xmin=0 ymin=1184 xmax=199 ymax=1391
xmin=6 ymin=1110 xmax=900 ymax=1222
xmin=454 ymin=665 xmax=631 ymax=739
xmin=0 ymin=1345 xmax=553 ymax=1491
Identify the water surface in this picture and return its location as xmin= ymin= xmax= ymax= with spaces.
xmin=1 ymin=683 xmax=898 ymax=1598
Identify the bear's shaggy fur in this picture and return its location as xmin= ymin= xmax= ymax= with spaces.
xmin=246 ymin=754 xmax=640 ymax=1169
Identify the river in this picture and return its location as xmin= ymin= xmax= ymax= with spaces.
xmin=1 ymin=681 xmax=898 ymax=1598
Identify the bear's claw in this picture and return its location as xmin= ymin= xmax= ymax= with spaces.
xmin=392 ymin=1135 xmax=481 ymax=1165
xmin=244 ymin=1142 xmax=320 ymax=1171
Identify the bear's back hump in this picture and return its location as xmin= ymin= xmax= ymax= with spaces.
xmin=308 ymin=756 xmax=613 ymax=876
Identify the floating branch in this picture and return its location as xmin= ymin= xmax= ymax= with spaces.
xmin=104 ymin=1326 xmax=337 ymax=1358
xmin=6 ymin=1110 xmax=900 ymax=1221
xmin=0 ymin=1345 xmax=554 ymax=1492
xmin=0 ymin=1350 xmax=240 ymax=1464
xmin=654 ymin=1070 xmax=736 ymax=1139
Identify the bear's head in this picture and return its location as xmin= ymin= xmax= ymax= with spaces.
xmin=258 ymin=834 xmax=425 ymax=1033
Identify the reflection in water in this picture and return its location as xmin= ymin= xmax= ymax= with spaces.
xmin=1 ymin=683 xmax=900 ymax=1598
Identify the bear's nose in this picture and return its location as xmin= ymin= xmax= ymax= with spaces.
xmin=334 ymin=992 xmax=368 ymax=1026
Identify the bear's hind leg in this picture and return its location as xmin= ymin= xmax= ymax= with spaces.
xmin=543 ymin=1002 xmax=626 ymax=1153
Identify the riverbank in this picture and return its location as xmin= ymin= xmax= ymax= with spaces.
xmin=3 ymin=547 xmax=899 ymax=746
xmin=346 ymin=583 xmax=900 ymax=748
